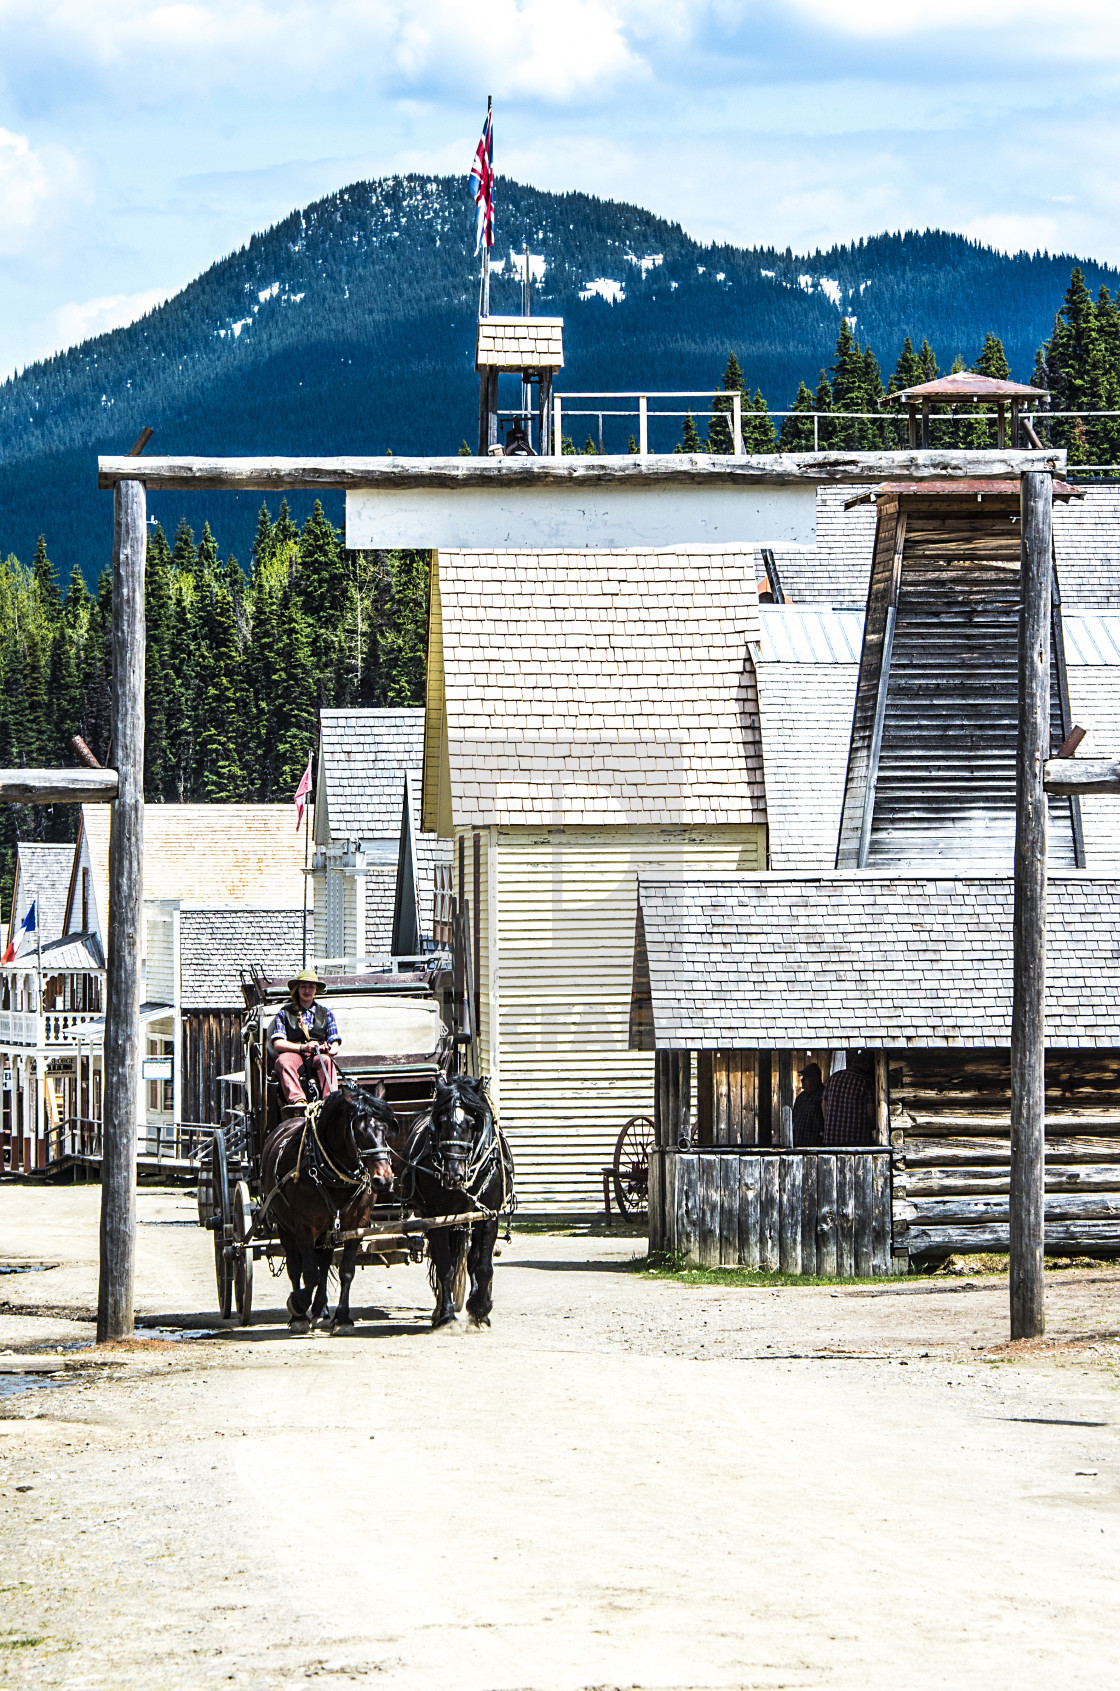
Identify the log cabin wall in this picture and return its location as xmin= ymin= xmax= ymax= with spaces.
xmin=889 ymin=1048 xmax=1120 ymax=1260
xmin=650 ymin=1147 xmax=894 ymax=1275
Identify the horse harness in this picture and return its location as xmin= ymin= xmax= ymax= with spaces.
xmin=252 ymin=1096 xmax=372 ymax=1241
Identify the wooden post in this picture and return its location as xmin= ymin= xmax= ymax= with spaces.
xmin=1010 ymin=469 xmax=1051 ymax=1341
xmin=907 ymin=403 xmax=917 ymax=448
xmin=874 ymin=1052 xmax=890 ymax=1145
xmin=921 ymin=400 xmax=930 ymax=448
xmin=998 ymin=401 xmax=1007 ymax=451
xmin=638 ymin=395 xmax=648 ymax=457
xmin=97 ymin=476 xmax=145 ymax=1344
xmin=777 ymin=1051 xmax=793 ymax=1148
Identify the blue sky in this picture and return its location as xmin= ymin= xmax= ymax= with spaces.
xmin=0 ymin=0 xmax=1117 ymax=378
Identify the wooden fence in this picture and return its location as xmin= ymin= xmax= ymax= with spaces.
xmin=650 ymin=1147 xmax=895 ymax=1276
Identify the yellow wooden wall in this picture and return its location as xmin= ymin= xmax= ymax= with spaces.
xmin=457 ymin=824 xmax=766 ymax=1211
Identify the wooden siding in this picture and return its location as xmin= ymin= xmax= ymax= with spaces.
xmin=491 ymin=825 xmax=766 ymax=1211
xmin=144 ymin=911 xmax=175 ymax=1003
xmin=180 ymin=1011 xmax=243 ymax=1126
xmin=889 ymin=1048 xmax=1120 ymax=1258
xmin=650 ymin=1147 xmax=893 ymax=1276
xmin=421 ymin=551 xmax=452 ymax=839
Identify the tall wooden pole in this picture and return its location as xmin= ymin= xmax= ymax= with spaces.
xmin=1010 ymin=469 xmax=1051 ymax=1341
xmin=97 ymin=477 xmax=145 ymax=1343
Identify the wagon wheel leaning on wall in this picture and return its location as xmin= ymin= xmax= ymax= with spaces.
xmin=612 ymin=1115 xmax=654 ymax=1216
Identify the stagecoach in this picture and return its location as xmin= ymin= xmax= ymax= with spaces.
xmin=197 ymin=962 xmax=466 ymax=1324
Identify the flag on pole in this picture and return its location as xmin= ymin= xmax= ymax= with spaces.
xmin=2 ymin=901 xmax=36 ymax=965
xmin=294 ymin=756 xmax=313 ymax=832
xmin=468 ymin=103 xmax=494 ymax=253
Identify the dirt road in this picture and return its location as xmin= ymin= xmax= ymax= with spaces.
xmin=1 ymin=1184 xmax=1118 ymax=1689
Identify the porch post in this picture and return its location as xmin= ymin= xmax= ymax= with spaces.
xmin=97 ymin=477 xmax=145 ymax=1343
xmin=1010 ymin=469 xmax=1051 ymax=1341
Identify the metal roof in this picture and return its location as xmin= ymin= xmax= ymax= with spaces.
xmin=885 ymin=374 xmax=1046 ymax=403
xmin=1062 ymin=611 xmax=1120 ymax=664
xmin=756 ymin=606 xmax=864 ymax=663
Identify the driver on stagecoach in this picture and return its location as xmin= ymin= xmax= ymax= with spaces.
xmin=271 ymin=968 xmax=342 ymax=1105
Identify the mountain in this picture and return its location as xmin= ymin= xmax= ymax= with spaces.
xmin=2 ymin=173 xmax=1117 ymax=581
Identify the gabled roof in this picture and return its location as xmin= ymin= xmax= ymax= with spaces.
xmin=8 ymin=843 xmax=75 ymax=949
xmin=316 ymin=708 xmax=425 ymax=842
xmin=74 ymin=805 xmax=309 ymax=935
xmin=475 ymin=316 xmax=564 ymax=370
xmin=179 ymin=907 xmax=307 ymax=1010
xmin=631 ymin=873 xmax=1120 ymax=1051
xmin=423 ymin=547 xmax=767 ymax=831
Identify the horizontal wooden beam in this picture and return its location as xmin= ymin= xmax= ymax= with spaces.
xmin=1043 ymin=758 xmax=1120 ymax=795
xmin=97 ymin=447 xmax=1067 ymax=493
xmin=0 ymin=768 xmax=119 ymax=804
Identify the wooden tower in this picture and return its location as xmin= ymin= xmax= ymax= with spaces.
xmin=836 ymin=479 xmax=1085 ymax=870
xmin=475 ymin=316 xmax=563 ymax=455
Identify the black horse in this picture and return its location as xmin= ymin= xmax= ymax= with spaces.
xmin=398 ymin=1073 xmax=514 ymax=1329
xmin=259 ymin=1082 xmax=396 ymax=1333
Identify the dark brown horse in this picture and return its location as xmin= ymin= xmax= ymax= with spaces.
xmin=259 ymin=1083 xmax=396 ymax=1332
xmin=398 ymin=1074 xmax=514 ymax=1329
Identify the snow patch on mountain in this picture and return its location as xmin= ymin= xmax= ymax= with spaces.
xmin=580 ymin=278 xmax=625 ymax=304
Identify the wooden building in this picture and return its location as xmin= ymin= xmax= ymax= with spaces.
xmin=422 ymin=544 xmax=769 ymax=1209
xmin=2 ymin=803 xmax=310 ymax=1171
xmin=311 ymin=708 xmax=452 ymax=965
xmin=633 ymin=873 xmax=1120 ymax=1269
xmin=635 ymin=474 xmax=1120 ymax=1268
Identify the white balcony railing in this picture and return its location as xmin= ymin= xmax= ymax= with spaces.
xmin=0 ymin=1009 xmax=103 ymax=1048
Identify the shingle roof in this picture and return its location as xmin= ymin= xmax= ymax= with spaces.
xmin=179 ymin=907 xmax=308 ymax=1009
xmin=632 ymin=873 xmax=1120 ymax=1050
xmin=9 ymin=843 xmax=75 ymax=948
xmin=80 ymin=804 xmax=310 ymax=924
xmin=318 ymin=709 xmax=426 ymax=840
xmin=432 ymin=547 xmax=767 ymax=827
xmin=475 ymin=316 xmax=564 ymax=370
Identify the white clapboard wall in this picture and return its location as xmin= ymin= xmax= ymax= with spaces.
xmin=460 ymin=823 xmax=766 ymax=1212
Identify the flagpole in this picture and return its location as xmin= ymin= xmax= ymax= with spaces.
xmin=482 ymin=94 xmax=492 ymax=319
xmin=302 ymin=778 xmax=310 ymax=968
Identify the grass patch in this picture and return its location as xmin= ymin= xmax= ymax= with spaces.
xmin=511 ymin=1215 xmax=647 ymax=1239
xmin=0 ymin=1636 xmax=46 ymax=1651
xmin=632 ymin=1252 xmax=896 ymax=1289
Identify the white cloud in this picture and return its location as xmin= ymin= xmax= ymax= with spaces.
xmin=0 ymin=126 xmax=86 ymax=256
xmin=41 ymin=287 xmax=170 ymax=358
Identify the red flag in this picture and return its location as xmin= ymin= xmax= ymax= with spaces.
xmin=294 ymin=755 xmax=313 ymax=831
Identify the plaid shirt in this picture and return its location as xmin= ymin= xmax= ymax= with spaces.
xmin=273 ymin=1004 xmax=340 ymax=1046
xmin=822 ymin=1066 xmax=873 ymax=1145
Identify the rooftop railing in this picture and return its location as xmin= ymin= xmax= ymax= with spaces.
xmin=493 ymin=391 xmax=1120 ymax=463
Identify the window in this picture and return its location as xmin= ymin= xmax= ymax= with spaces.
xmin=81 ymin=867 xmax=89 ymax=931
xmin=147 ymin=1036 xmax=175 ymax=1114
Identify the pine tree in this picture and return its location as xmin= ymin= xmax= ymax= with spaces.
xmin=974 ymin=332 xmax=1011 ymax=380
xmin=917 ymin=339 xmax=939 ymax=383
xmin=1092 ymin=288 xmax=1120 ymax=463
xmin=457 ymin=440 xmax=473 ymax=456
xmin=32 ymin=535 xmax=61 ymax=619
xmin=830 ymin=320 xmax=869 ymax=449
xmin=273 ymin=585 xmax=317 ymax=796
xmin=627 ymin=434 xmax=638 ymax=454
xmin=195 ymin=586 xmax=248 ymax=801
xmin=861 ymin=345 xmax=886 ymax=447
xmin=889 ymin=336 xmax=924 ymax=394
xmin=144 ymin=524 xmax=174 ymax=799
xmin=742 ymin=388 xmax=777 ymax=453
xmin=63 ymin=561 xmax=90 ymax=628
xmin=251 ymin=503 xmax=274 ymax=572
xmin=273 ymin=498 xmax=298 ymax=551
xmin=814 ymin=370 xmax=835 ymax=449
xmin=677 ymin=411 xmax=703 ymax=453
xmin=383 ymin=552 xmax=429 ymax=705
xmin=171 ymin=517 xmax=197 ymax=574
xmin=79 ymin=572 xmax=113 ymax=767
xmin=780 ymin=380 xmax=817 ymax=452
xmin=49 ymin=625 xmax=81 ymax=760
xmin=709 ymin=351 xmax=744 ymax=454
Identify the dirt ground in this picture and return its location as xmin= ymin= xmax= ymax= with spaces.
xmin=0 ymin=1185 xmax=1117 ymax=1690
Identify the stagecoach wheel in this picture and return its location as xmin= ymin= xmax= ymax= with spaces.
xmin=612 ymin=1115 xmax=654 ymax=1217
xmin=232 ymin=1182 xmax=253 ymax=1327
xmin=212 ymin=1129 xmax=233 ymax=1320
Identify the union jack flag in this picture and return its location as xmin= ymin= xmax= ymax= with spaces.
xmin=468 ymin=102 xmax=494 ymax=253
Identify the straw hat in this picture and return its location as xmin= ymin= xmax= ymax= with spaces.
xmin=287 ymin=967 xmax=326 ymax=994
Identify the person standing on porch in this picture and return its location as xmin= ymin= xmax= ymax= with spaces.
xmin=792 ymin=1062 xmax=825 ymax=1146
xmin=271 ymin=969 xmax=341 ymax=1105
xmin=822 ymin=1051 xmax=874 ymax=1146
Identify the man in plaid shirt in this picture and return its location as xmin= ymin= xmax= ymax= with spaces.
xmin=822 ymin=1051 xmax=875 ymax=1145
